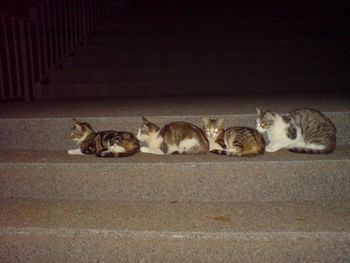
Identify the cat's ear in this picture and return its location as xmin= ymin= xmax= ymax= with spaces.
xmin=73 ymin=118 xmax=82 ymax=124
xmin=202 ymin=117 xmax=210 ymax=126
xmin=150 ymin=124 xmax=160 ymax=132
xmin=217 ymin=118 xmax=225 ymax=127
xmin=74 ymin=124 xmax=82 ymax=131
xmin=142 ymin=116 xmax=150 ymax=125
xmin=142 ymin=117 xmax=160 ymax=132
xmin=265 ymin=111 xmax=276 ymax=120
xmin=256 ymin=108 xmax=263 ymax=116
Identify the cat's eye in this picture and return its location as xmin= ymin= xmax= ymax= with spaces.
xmin=214 ymin=128 xmax=220 ymax=132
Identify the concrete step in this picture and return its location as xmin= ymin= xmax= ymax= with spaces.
xmin=1 ymin=94 xmax=349 ymax=150
xmin=86 ymin=31 xmax=348 ymax=45
xmin=47 ymin=63 xmax=349 ymax=85
xmin=63 ymin=51 xmax=349 ymax=69
xmin=1 ymin=198 xmax=350 ymax=262
xmin=92 ymin=20 xmax=348 ymax=39
xmin=0 ymin=95 xmax=348 ymax=202
xmin=42 ymin=76 xmax=350 ymax=98
xmin=102 ymin=15 xmax=346 ymax=28
xmin=1 ymin=146 xmax=349 ymax=201
xmin=103 ymin=3 xmax=348 ymax=27
xmin=74 ymin=39 xmax=350 ymax=55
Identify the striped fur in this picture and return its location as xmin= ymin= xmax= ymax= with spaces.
xmin=68 ymin=118 xmax=139 ymax=157
xmin=256 ymin=108 xmax=336 ymax=154
xmin=137 ymin=117 xmax=209 ymax=155
xmin=203 ymin=118 xmax=265 ymax=157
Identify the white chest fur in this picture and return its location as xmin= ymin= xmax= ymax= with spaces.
xmin=146 ymin=132 xmax=163 ymax=150
xmin=207 ymin=137 xmax=223 ymax=151
xmin=267 ymin=120 xmax=290 ymax=143
xmin=265 ymin=117 xmax=306 ymax=151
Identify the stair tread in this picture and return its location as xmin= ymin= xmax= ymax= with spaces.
xmin=1 ymin=198 xmax=349 ymax=237
xmin=1 ymin=145 xmax=349 ymax=165
xmin=1 ymin=93 xmax=349 ymax=119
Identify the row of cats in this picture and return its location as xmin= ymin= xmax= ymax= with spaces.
xmin=68 ymin=108 xmax=336 ymax=158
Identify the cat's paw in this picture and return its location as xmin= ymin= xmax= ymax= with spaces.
xmin=265 ymin=144 xmax=281 ymax=152
xmin=140 ymin=146 xmax=150 ymax=153
xmin=68 ymin=149 xmax=83 ymax=155
xmin=140 ymin=147 xmax=165 ymax=155
xmin=231 ymin=146 xmax=240 ymax=153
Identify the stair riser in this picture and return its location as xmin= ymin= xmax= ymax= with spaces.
xmin=63 ymin=53 xmax=349 ymax=69
xmin=87 ymin=26 xmax=347 ymax=42
xmin=1 ymin=161 xmax=349 ymax=201
xmin=1 ymin=232 xmax=349 ymax=263
xmin=1 ymin=113 xmax=349 ymax=150
xmin=75 ymin=41 xmax=350 ymax=55
xmin=43 ymin=77 xmax=350 ymax=98
xmin=49 ymin=64 xmax=349 ymax=84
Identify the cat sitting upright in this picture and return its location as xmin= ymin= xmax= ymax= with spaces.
xmin=203 ymin=117 xmax=265 ymax=157
xmin=256 ymin=108 xmax=336 ymax=154
xmin=136 ymin=117 xmax=209 ymax=155
xmin=68 ymin=118 xmax=139 ymax=157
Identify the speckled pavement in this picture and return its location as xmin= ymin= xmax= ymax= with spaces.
xmin=1 ymin=198 xmax=350 ymax=262
xmin=1 ymin=93 xmax=350 ymax=261
xmin=0 ymin=93 xmax=349 ymax=150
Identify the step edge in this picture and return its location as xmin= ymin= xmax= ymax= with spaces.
xmin=2 ymin=227 xmax=349 ymax=241
xmin=1 ymin=158 xmax=349 ymax=167
xmin=1 ymin=112 xmax=349 ymax=121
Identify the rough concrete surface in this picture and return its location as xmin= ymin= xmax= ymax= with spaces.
xmin=0 ymin=94 xmax=349 ymax=150
xmin=0 ymin=147 xmax=349 ymax=201
xmin=1 ymin=198 xmax=350 ymax=262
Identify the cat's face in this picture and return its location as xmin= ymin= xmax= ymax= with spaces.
xmin=202 ymin=118 xmax=224 ymax=139
xmin=256 ymin=108 xmax=276 ymax=133
xmin=136 ymin=117 xmax=160 ymax=142
xmin=70 ymin=118 xmax=93 ymax=142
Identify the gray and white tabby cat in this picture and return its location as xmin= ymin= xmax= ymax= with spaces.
xmin=256 ymin=108 xmax=336 ymax=154
xmin=203 ymin=118 xmax=265 ymax=157
xmin=136 ymin=117 xmax=209 ymax=155
xmin=68 ymin=118 xmax=139 ymax=157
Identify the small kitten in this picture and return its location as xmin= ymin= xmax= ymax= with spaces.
xmin=68 ymin=118 xmax=139 ymax=157
xmin=256 ymin=108 xmax=336 ymax=154
xmin=136 ymin=117 xmax=209 ymax=155
xmin=202 ymin=118 xmax=265 ymax=157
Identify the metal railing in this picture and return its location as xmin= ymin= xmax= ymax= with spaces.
xmin=0 ymin=0 xmax=114 ymax=101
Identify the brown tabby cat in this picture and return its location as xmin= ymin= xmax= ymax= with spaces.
xmin=137 ymin=117 xmax=209 ymax=154
xmin=68 ymin=118 xmax=139 ymax=157
xmin=203 ymin=118 xmax=265 ymax=157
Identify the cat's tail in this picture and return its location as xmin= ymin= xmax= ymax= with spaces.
xmin=289 ymin=147 xmax=334 ymax=154
xmin=211 ymin=149 xmax=264 ymax=157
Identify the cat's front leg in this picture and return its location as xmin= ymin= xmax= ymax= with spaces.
xmin=136 ymin=128 xmax=145 ymax=141
xmin=265 ymin=143 xmax=283 ymax=152
xmin=140 ymin=146 xmax=165 ymax=155
xmin=209 ymin=141 xmax=224 ymax=151
xmin=67 ymin=148 xmax=85 ymax=155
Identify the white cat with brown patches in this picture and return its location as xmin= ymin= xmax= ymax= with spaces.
xmin=137 ymin=117 xmax=209 ymax=155
xmin=203 ymin=117 xmax=265 ymax=157
xmin=256 ymin=108 xmax=336 ymax=154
